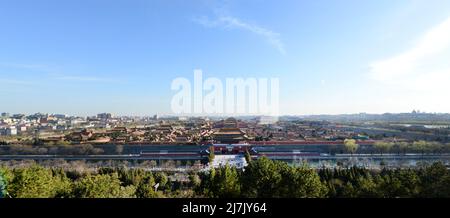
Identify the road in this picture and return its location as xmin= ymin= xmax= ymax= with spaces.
xmin=1 ymin=153 xmax=450 ymax=161
xmin=0 ymin=154 xmax=203 ymax=160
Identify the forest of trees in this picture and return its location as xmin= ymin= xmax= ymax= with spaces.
xmin=1 ymin=157 xmax=450 ymax=198
xmin=2 ymin=140 xmax=450 ymax=156
xmin=0 ymin=143 xmax=104 ymax=155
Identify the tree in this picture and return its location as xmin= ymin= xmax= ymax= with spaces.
xmin=378 ymin=169 xmax=420 ymax=197
xmin=419 ymin=162 xmax=450 ymax=197
xmin=117 ymin=168 xmax=145 ymax=186
xmin=241 ymin=157 xmax=282 ymax=198
xmin=340 ymin=181 xmax=357 ymax=197
xmin=354 ymin=176 xmax=381 ymax=197
xmin=188 ymin=173 xmax=201 ymax=188
xmin=344 ymin=139 xmax=359 ymax=155
xmin=279 ymin=164 xmax=328 ymax=198
xmin=72 ymin=173 xmax=135 ymax=198
xmin=412 ymin=141 xmax=428 ymax=156
xmin=207 ymin=165 xmax=241 ymax=198
xmin=0 ymin=170 xmax=7 ymax=198
xmin=208 ymin=146 xmax=215 ymax=164
xmin=149 ymin=160 xmax=157 ymax=168
xmin=136 ymin=173 xmax=159 ymax=198
xmin=374 ymin=142 xmax=393 ymax=155
xmin=163 ymin=160 xmax=176 ymax=169
xmin=244 ymin=149 xmax=252 ymax=163
xmin=428 ymin=142 xmax=443 ymax=154
xmin=395 ymin=142 xmax=409 ymax=155
xmin=154 ymin=172 xmax=169 ymax=190
xmin=8 ymin=165 xmax=71 ymax=198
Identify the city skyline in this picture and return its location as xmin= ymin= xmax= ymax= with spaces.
xmin=1 ymin=0 xmax=450 ymax=116
xmin=1 ymin=110 xmax=447 ymax=118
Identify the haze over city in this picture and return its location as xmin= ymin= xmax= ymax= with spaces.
xmin=1 ymin=0 xmax=450 ymax=116
xmin=4 ymin=0 xmax=450 ymax=209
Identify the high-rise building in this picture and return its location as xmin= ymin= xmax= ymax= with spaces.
xmin=97 ymin=113 xmax=112 ymax=120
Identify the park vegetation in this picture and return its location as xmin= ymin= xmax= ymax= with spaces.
xmin=0 ymin=143 xmax=104 ymax=155
xmin=2 ymin=140 xmax=450 ymax=156
xmin=1 ymin=157 xmax=450 ymax=198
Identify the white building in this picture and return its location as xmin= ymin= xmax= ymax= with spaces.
xmin=6 ymin=127 xmax=17 ymax=135
xmin=17 ymin=125 xmax=27 ymax=132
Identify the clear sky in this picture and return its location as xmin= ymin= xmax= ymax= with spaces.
xmin=1 ymin=0 xmax=450 ymax=116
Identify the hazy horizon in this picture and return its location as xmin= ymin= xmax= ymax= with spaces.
xmin=1 ymin=110 xmax=447 ymax=118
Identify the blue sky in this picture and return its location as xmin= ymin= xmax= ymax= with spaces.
xmin=1 ymin=0 xmax=450 ymax=116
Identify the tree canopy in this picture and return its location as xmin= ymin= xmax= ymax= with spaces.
xmin=2 ymin=159 xmax=450 ymax=198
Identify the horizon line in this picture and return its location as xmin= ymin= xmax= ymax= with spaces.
xmin=2 ymin=111 xmax=449 ymax=118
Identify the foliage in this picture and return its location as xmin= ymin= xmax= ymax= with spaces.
xmin=8 ymin=165 xmax=71 ymax=198
xmin=373 ymin=142 xmax=394 ymax=154
xmin=208 ymin=146 xmax=215 ymax=164
xmin=0 ymin=170 xmax=7 ymax=198
xmin=244 ymin=149 xmax=252 ymax=163
xmin=344 ymin=139 xmax=359 ymax=154
xmin=200 ymin=165 xmax=241 ymax=198
xmin=2 ymin=160 xmax=450 ymax=198
xmin=241 ymin=156 xmax=282 ymax=197
xmin=72 ymin=173 xmax=135 ymax=198
xmin=418 ymin=162 xmax=450 ymax=197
